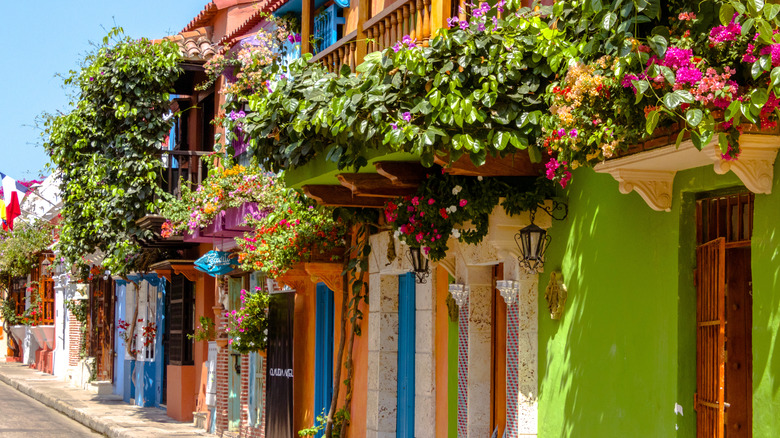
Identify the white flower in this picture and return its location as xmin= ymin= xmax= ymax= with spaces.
xmin=393 ymin=230 xmax=401 ymax=238
xmin=452 ymin=185 xmax=463 ymax=195
xmin=452 ymin=228 xmax=461 ymax=238
xmin=447 ymin=205 xmax=457 ymax=213
xmin=477 ymin=176 xmax=483 ymax=181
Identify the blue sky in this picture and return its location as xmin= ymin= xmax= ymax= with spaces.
xmin=0 ymin=0 xmax=208 ymax=180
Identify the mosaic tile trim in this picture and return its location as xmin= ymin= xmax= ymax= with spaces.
xmin=457 ymin=297 xmax=469 ymax=438
xmin=506 ymin=301 xmax=519 ymax=438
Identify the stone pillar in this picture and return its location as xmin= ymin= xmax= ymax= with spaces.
xmin=456 ymin=294 xmax=469 ymax=438
xmin=516 ymin=274 xmax=538 ymax=437
xmin=365 ymin=273 xmax=399 ymax=438
xmin=465 ymin=266 xmax=493 ymax=438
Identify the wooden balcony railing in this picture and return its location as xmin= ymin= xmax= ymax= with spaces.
xmin=311 ymin=30 xmax=358 ymax=73
xmin=364 ymin=0 xmax=432 ymax=53
xmin=306 ymin=0 xmax=442 ymax=73
xmin=157 ymin=150 xmax=211 ymax=199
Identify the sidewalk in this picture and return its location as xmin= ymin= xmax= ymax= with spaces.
xmin=0 ymin=363 xmax=211 ymax=438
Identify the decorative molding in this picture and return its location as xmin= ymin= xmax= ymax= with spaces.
xmin=712 ymin=134 xmax=780 ymax=194
xmin=595 ymin=135 xmax=780 ymax=211
xmin=275 ymin=266 xmax=310 ymax=293
xmin=611 ymin=169 xmax=675 ymax=212
xmin=304 ymin=262 xmax=344 ymax=292
xmin=544 ymin=272 xmax=567 ymax=320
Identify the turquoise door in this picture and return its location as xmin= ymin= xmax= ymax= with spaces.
xmin=397 ymin=273 xmax=416 ymax=437
xmin=228 ymin=276 xmax=243 ymax=430
xmin=314 ymin=282 xmax=334 ymax=436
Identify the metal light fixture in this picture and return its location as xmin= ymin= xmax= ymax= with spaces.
xmin=448 ymin=283 xmax=469 ymax=308
xmin=408 ymin=247 xmax=429 ymax=283
xmin=496 ymin=280 xmax=520 ymax=306
xmin=515 ymin=201 xmax=568 ymax=275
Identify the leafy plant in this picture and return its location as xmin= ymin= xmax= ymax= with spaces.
xmin=0 ymin=219 xmax=54 ymax=279
xmin=188 ymin=316 xmax=216 ymax=341
xmin=385 ymin=173 xmax=556 ymax=261
xmin=224 ymin=286 xmax=271 ymax=354
xmin=43 ymin=27 xmax=181 ymax=275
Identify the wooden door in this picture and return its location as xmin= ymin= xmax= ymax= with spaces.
xmin=90 ymin=278 xmax=115 ymax=382
xmin=696 ymin=237 xmax=726 ymax=438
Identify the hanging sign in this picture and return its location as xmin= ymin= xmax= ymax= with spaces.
xmin=194 ymin=251 xmax=238 ymax=277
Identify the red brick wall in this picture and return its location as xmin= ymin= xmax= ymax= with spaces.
xmin=216 ymin=347 xmax=229 ymax=435
xmin=67 ymin=309 xmax=82 ymax=367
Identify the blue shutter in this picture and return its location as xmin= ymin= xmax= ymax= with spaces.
xmin=397 ymin=273 xmax=416 ymax=437
xmin=314 ymin=282 xmax=334 ymax=436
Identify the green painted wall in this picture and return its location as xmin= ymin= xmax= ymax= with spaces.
xmin=535 ymin=158 xmax=780 ymax=437
xmin=750 ymin=158 xmax=780 ymax=438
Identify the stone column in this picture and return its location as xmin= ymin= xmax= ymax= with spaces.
xmin=465 ymin=265 xmax=493 ymax=438
xmin=516 ymin=274 xmax=538 ymax=437
xmin=365 ymin=273 xmax=399 ymax=438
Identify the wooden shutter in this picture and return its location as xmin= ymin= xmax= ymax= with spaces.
xmin=695 ymin=237 xmax=726 ymax=438
xmin=169 ymin=274 xmax=194 ymax=365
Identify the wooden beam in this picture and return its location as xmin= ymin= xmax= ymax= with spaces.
xmin=355 ymin=0 xmax=370 ymax=64
xmin=302 ymin=0 xmax=314 ymax=54
xmin=373 ymin=161 xmax=428 ymax=185
xmin=337 ymin=173 xmax=419 ymax=197
xmin=303 ymin=185 xmax=387 ymax=208
xmin=434 ymin=152 xmax=544 ymax=177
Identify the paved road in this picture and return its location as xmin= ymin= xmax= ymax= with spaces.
xmin=0 ymin=379 xmax=103 ymax=437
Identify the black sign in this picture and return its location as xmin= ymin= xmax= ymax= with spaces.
xmin=265 ymin=291 xmax=294 ymax=437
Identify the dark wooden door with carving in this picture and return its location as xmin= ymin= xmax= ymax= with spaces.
xmin=89 ymin=277 xmax=115 ymax=382
xmin=695 ymin=192 xmax=753 ymax=438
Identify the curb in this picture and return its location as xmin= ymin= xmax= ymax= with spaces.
xmin=0 ymin=371 xmax=123 ymax=437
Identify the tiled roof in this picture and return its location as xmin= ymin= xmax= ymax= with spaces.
xmin=218 ymin=0 xmax=289 ymax=46
xmin=166 ymin=27 xmax=217 ymax=61
xmin=183 ymin=1 xmax=219 ymax=33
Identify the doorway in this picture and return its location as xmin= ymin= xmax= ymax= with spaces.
xmin=695 ymin=192 xmax=753 ymax=438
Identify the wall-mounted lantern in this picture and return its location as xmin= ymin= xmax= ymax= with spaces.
xmin=515 ymin=201 xmax=568 ymax=275
xmin=408 ymin=246 xmax=430 ymax=284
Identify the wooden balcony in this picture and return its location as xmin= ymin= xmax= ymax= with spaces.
xmin=305 ymin=0 xmax=447 ymax=73
xmin=157 ymin=150 xmax=211 ymax=199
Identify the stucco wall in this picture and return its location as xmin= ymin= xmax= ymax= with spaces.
xmin=537 ymin=159 xmax=780 ymax=437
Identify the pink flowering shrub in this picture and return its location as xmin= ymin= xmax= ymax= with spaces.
xmin=385 ymin=172 xmax=554 ymax=261
xmin=224 ymin=286 xmax=270 ymax=354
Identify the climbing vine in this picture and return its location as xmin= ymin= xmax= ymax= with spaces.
xmin=43 ymin=28 xmax=181 ymax=275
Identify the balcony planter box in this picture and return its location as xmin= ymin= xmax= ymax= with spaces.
xmin=223 ymin=202 xmax=259 ymax=232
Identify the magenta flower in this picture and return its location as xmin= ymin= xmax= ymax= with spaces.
xmin=569 ymin=129 xmax=578 ymax=138
xmin=459 ymin=20 xmax=469 ymax=31
xmin=411 ymin=196 xmax=420 ymax=206
xmin=428 ymin=198 xmax=435 ymax=205
xmin=391 ymin=122 xmax=399 ymax=130
xmin=459 ymin=199 xmax=468 ymax=207
xmin=676 ymin=67 xmax=702 ymax=85
xmin=402 ymin=112 xmax=412 ymax=122
xmin=662 ymin=47 xmax=693 ymax=70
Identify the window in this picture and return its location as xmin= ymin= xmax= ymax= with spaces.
xmin=168 ymin=273 xmax=194 ymax=365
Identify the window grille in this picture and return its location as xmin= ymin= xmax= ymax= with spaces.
xmin=313 ymin=4 xmax=345 ymax=54
xmin=168 ymin=274 xmax=194 ymax=365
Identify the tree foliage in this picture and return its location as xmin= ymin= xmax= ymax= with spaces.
xmin=43 ymin=28 xmax=181 ymax=274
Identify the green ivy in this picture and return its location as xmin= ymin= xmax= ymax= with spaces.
xmin=43 ymin=28 xmax=181 ymax=275
xmin=218 ymin=5 xmax=570 ymax=173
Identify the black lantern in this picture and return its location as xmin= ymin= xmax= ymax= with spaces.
xmin=408 ymin=246 xmax=429 ymax=283
xmin=514 ymin=201 xmax=567 ymax=274
xmin=515 ymin=221 xmax=551 ymax=274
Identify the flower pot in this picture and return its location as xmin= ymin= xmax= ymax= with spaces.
xmin=215 ymin=338 xmax=229 ymax=348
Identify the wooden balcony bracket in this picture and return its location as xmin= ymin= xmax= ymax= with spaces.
xmin=594 ymin=134 xmax=780 ymax=212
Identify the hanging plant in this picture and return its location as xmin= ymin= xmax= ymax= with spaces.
xmin=385 ymin=173 xmax=556 ymax=261
xmin=224 ymin=286 xmax=270 ymax=354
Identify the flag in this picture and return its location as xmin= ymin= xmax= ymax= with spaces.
xmin=0 ymin=199 xmax=6 ymax=231
xmin=0 ymin=173 xmax=29 ymax=230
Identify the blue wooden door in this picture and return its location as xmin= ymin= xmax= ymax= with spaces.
xmin=314 ymin=283 xmax=334 ymax=436
xmin=397 ymin=273 xmax=416 ymax=437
